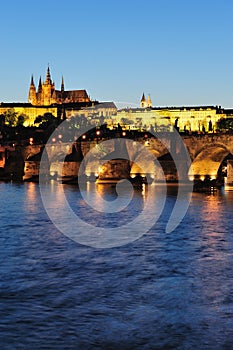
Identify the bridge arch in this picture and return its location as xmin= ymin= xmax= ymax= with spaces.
xmin=188 ymin=143 xmax=232 ymax=180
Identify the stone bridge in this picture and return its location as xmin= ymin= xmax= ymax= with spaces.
xmin=20 ymin=133 xmax=233 ymax=181
xmin=182 ymin=134 xmax=233 ymax=180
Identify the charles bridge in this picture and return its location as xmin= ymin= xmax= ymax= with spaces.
xmin=2 ymin=133 xmax=233 ymax=183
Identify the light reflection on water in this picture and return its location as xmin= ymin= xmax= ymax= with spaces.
xmin=0 ymin=182 xmax=233 ymax=349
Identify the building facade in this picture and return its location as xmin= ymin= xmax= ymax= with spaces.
xmin=108 ymin=94 xmax=231 ymax=133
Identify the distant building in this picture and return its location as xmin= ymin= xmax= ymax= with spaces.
xmin=140 ymin=93 xmax=152 ymax=108
xmin=0 ymin=67 xmax=94 ymax=126
xmin=28 ymin=66 xmax=90 ymax=106
xmin=0 ymin=103 xmax=58 ymax=127
xmin=67 ymin=102 xmax=117 ymax=125
xmin=110 ymin=94 xmax=231 ymax=133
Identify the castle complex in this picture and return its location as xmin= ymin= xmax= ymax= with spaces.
xmin=0 ymin=67 xmax=232 ymax=132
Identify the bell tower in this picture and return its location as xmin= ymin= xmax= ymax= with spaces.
xmin=43 ymin=66 xmax=52 ymax=105
xmin=140 ymin=93 xmax=147 ymax=108
xmin=140 ymin=93 xmax=152 ymax=108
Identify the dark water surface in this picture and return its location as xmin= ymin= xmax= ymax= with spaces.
xmin=1 ymin=182 xmax=233 ymax=349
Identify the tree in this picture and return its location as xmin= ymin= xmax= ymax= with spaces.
xmin=67 ymin=115 xmax=91 ymax=129
xmin=3 ymin=109 xmax=18 ymax=127
xmin=217 ymin=118 xmax=233 ymax=131
xmin=17 ymin=114 xmax=28 ymax=127
xmin=0 ymin=114 xmax=5 ymax=126
xmin=34 ymin=113 xmax=60 ymax=129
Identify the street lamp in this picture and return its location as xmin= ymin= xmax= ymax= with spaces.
xmin=96 ymin=130 xmax=101 ymax=143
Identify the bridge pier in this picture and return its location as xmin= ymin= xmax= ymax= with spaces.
xmin=225 ymin=160 xmax=233 ymax=190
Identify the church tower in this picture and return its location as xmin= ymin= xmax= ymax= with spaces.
xmin=42 ymin=66 xmax=55 ymax=105
xmin=140 ymin=93 xmax=147 ymax=108
xmin=28 ymin=75 xmax=37 ymax=105
xmin=140 ymin=93 xmax=152 ymax=108
xmin=147 ymin=94 xmax=152 ymax=108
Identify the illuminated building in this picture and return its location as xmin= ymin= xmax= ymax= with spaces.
xmin=28 ymin=66 xmax=90 ymax=106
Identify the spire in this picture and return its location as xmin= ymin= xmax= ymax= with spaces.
xmin=147 ymin=94 xmax=152 ymax=108
xmin=141 ymin=92 xmax=146 ymax=102
xmin=38 ymin=76 xmax=42 ymax=93
xmin=140 ymin=92 xmax=146 ymax=108
xmin=45 ymin=65 xmax=52 ymax=84
xmin=28 ymin=75 xmax=37 ymax=105
xmin=61 ymin=76 xmax=64 ymax=92
xmin=30 ymin=75 xmax=35 ymax=86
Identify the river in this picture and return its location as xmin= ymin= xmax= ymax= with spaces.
xmin=1 ymin=181 xmax=233 ymax=349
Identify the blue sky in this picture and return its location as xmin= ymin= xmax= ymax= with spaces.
xmin=0 ymin=0 xmax=232 ymax=108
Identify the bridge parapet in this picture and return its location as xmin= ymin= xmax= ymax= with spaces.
xmin=182 ymin=134 xmax=233 ymax=159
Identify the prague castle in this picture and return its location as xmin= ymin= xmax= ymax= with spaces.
xmin=107 ymin=93 xmax=233 ymax=133
xmin=28 ymin=66 xmax=90 ymax=106
xmin=0 ymin=67 xmax=232 ymax=131
xmin=0 ymin=66 xmax=97 ymax=126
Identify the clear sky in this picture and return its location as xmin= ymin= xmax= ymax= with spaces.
xmin=0 ymin=0 xmax=232 ymax=108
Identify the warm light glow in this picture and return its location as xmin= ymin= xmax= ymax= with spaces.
xmin=200 ymin=176 xmax=205 ymax=181
xmin=122 ymin=131 xmax=126 ymax=136
xmin=29 ymin=137 xmax=33 ymax=145
xmin=96 ymin=130 xmax=101 ymax=136
xmin=52 ymin=137 xmax=56 ymax=142
xmin=82 ymin=134 xmax=86 ymax=140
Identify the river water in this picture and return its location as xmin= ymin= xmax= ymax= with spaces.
xmin=1 ymin=181 xmax=233 ymax=349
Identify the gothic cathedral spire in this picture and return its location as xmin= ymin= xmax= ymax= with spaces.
xmin=38 ymin=76 xmax=42 ymax=92
xmin=28 ymin=75 xmax=37 ymax=105
xmin=45 ymin=65 xmax=52 ymax=84
xmin=61 ymin=76 xmax=64 ymax=92
xmin=30 ymin=75 xmax=35 ymax=86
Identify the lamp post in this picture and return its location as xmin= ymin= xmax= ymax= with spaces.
xmin=96 ymin=130 xmax=101 ymax=143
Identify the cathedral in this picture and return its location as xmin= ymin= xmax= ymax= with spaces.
xmin=28 ymin=66 xmax=90 ymax=106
